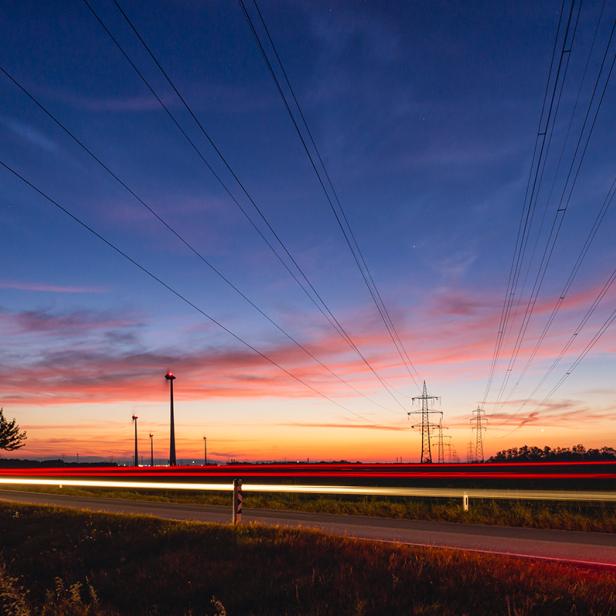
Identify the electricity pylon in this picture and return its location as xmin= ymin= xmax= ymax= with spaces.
xmin=466 ymin=441 xmax=474 ymax=463
xmin=442 ymin=434 xmax=453 ymax=463
xmin=430 ymin=420 xmax=449 ymax=463
xmin=471 ymin=406 xmax=488 ymax=462
xmin=409 ymin=381 xmax=442 ymax=463
xmin=445 ymin=439 xmax=459 ymax=463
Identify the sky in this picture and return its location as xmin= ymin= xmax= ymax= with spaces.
xmin=1 ymin=0 xmax=615 ymax=463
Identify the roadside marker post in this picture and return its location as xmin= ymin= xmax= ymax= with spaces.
xmin=232 ymin=478 xmax=243 ymax=525
xmin=463 ymin=493 xmax=469 ymax=512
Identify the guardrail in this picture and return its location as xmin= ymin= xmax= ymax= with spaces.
xmin=1 ymin=476 xmax=614 ymax=523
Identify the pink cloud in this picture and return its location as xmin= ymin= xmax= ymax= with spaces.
xmin=0 ymin=308 xmax=138 ymax=335
xmin=1 ymin=278 xmax=614 ymax=408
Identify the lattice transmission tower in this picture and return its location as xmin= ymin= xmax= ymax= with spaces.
xmin=409 ymin=381 xmax=442 ymax=463
xmin=430 ymin=419 xmax=449 ymax=463
xmin=446 ymin=439 xmax=459 ymax=463
xmin=466 ymin=441 xmax=474 ymax=463
xmin=471 ymin=406 xmax=488 ymax=462
xmin=442 ymin=434 xmax=453 ymax=463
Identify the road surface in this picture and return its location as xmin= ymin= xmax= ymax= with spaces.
xmin=1 ymin=489 xmax=615 ymax=567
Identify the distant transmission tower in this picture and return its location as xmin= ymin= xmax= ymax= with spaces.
xmin=442 ymin=435 xmax=453 ymax=463
xmin=430 ymin=419 xmax=449 ymax=463
xmin=409 ymin=381 xmax=442 ymax=463
xmin=471 ymin=406 xmax=487 ymax=462
xmin=466 ymin=441 xmax=474 ymax=463
xmin=447 ymin=439 xmax=459 ymax=463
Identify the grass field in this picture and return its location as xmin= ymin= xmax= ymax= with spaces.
xmin=0 ymin=502 xmax=615 ymax=615
xmin=7 ymin=484 xmax=616 ymax=533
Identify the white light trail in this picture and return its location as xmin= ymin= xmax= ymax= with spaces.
xmin=0 ymin=477 xmax=614 ymax=502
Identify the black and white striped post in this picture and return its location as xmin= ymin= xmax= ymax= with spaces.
xmin=232 ymin=478 xmax=243 ymax=525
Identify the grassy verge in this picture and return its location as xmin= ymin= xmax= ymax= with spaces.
xmin=6 ymin=484 xmax=616 ymax=533
xmin=0 ymin=502 xmax=615 ymax=615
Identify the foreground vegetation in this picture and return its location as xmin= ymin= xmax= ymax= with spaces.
xmin=0 ymin=503 xmax=615 ymax=615
xmin=10 ymin=484 xmax=616 ymax=533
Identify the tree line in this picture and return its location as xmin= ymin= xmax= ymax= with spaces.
xmin=488 ymin=444 xmax=616 ymax=462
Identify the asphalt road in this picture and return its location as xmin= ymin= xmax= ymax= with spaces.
xmin=1 ymin=489 xmax=615 ymax=567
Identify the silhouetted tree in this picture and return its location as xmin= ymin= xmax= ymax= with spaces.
xmin=0 ymin=409 xmax=27 ymax=451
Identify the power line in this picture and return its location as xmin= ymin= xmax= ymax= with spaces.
xmin=538 ymin=306 xmax=616 ymax=405
xmin=484 ymin=0 xmax=581 ymax=402
xmin=512 ymin=0 xmax=593 ymax=312
xmin=503 ymin=174 xmax=616 ymax=408
xmin=104 ymin=0 xmax=356 ymax=350
xmin=81 ymin=0 xmax=407 ymax=411
xmin=78 ymin=0 xmax=325 ymax=335
xmin=0 ymin=62 xmax=391 ymax=419
xmin=0 ymin=157 xmax=383 ymax=420
xmin=490 ymin=0 xmax=579 ymax=406
xmin=501 ymin=300 xmax=616 ymax=439
xmin=508 ymin=258 xmax=616 ymax=422
xmin=493 ymin=18 xmax=616 ymax=408
xmin=499 ymin=1 xmax=611 ymax=404
xmin=482 ymin=0 xmax=574 ymax=404
xmin=239 ymin=0 xmax=421 ymax=391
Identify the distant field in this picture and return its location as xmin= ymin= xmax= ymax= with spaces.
xmin=0 ymin=502 xmax=615 ymax=615
xmin=6 ymin=484 xmax=616 ymax=533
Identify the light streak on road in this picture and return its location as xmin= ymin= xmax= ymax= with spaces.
xmin=0 ymin=478 xmax=233 ymax=491
xmin=0 ymin=477 xmax=615 ymax=502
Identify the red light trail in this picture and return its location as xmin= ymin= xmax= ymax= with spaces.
xmin=1 ymin=461 xmax=615 ymax=481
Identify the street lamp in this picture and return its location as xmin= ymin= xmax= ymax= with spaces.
xmin=203 ymin=436 xmax=207 ymax=466
xmin=131 ymin=415 xmax=139 ymax=467
xmin=165 ymin=371 xmax=177 ymax=466
xmin=149 ymin=433 xmax=154 ymax=467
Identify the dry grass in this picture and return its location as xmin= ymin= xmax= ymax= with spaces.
xmin=0 ymin=502 xmax=615 ymax=615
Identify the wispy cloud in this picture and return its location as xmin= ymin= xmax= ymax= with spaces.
xmin=400 ymin=139 xmax=522 ymax=169
xmin=44 ymin=91 xmax=174 ymax=113
xmin=0 ymin=117 xmax=59 ymax=153
xmin=0 ymin=307 xmax=137 ymax=336
xmin=42 ymin=81 xmax=275 ymax=115
xmin=485 ymin=402 xmax=615 ymax=430
xmin=282 ymin=422 xmax=406 ymax=432
xmin=0 ymin=281 xmax=106 ymax=294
